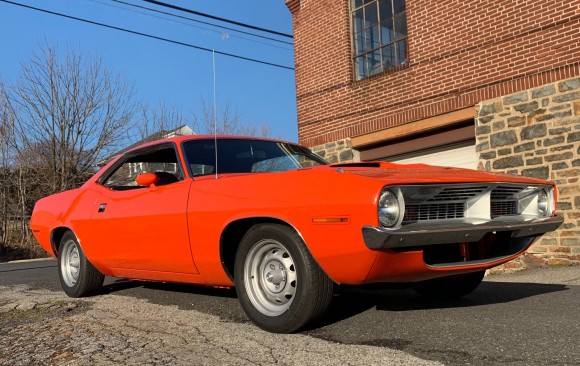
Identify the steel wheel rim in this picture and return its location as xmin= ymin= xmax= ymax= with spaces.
xmin=244 ymin=239 xmax=297 ymax=316
xmin=61 ymin=240 xmax=80 ymax=287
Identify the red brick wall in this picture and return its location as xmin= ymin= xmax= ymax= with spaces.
xmin=287 ymin=0 xmax=580 ymax=147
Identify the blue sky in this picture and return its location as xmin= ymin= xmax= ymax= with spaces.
xmin=0 ymin=0 xmax=298 ymax=141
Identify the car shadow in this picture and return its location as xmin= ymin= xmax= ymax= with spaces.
xmin=99 ymin=278 xmax=144 ymax=294
xmin=98 ymin=277 xmax=569 ymax=331
xmin=100 ymin=278 xmax=237 ymax=299
xmin=312 ymin=281 xmax=568 ymax=329
xmin=142 ymin=281 xmax=238 ymax=298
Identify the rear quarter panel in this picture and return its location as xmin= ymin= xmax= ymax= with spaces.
xmin=30 ymin=186 xmax=103 ymax=263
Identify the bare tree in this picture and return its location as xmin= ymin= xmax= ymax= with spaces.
xmin=192 ymin=98 xmax=272 ymax=137
xmin=6 ymin=42 xmax=138 ymax=193
xmin=0 ymin=82 xmax=13 ymax=254
xmin=136 ymin=101 xmax=187 ymax=140
xmin=0 ymin=42 xmax=138 ymax=259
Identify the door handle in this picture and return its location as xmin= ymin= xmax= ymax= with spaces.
xmin=98 ymin=203 xmax=107 ymax=213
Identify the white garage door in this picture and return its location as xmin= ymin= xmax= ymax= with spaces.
xmin=390 ymin=142 xmax=477 ymax=169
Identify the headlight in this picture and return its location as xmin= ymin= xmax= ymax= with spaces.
xmin=378 ymin=189 xmax=400 ymax=227
xmin=537 ymin=189 xmax=548 ymax=216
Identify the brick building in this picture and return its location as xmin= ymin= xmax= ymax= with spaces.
xmin=285 ymin=0 xmax=580 ymax=268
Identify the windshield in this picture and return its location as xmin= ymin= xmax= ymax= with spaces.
xmin=182 ymin=139 xmax=328 ymax=176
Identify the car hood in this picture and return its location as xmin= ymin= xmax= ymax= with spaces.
xmin=311 ymin=162 xmax=552 ymax=186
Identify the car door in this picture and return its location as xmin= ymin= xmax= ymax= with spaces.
xmin=88 ymin=143 xmax=199 ymax=274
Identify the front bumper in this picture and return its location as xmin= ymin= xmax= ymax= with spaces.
xmin=362 ymin=215 xmax=564 ymax=250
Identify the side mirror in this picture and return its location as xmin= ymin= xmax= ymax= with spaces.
xmin=135 ymin=172 xmax=159 ymax=187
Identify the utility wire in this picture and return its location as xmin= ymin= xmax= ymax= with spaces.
xmin=110 ymin=0 xmax=293 ymax=46
xmin=141 ymin=0 xmax=293 ymax=39
xmin=89 ymin=0 xmax=293 ymax=51
xmin=0 ymin=0 xmax=294 ymax=70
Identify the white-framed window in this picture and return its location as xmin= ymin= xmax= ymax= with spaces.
xmin=351 ymin=0 xmax=408 ymax=80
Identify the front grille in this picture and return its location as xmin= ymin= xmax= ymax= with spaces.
xmin=426 ymin=186 xmax=488 ymax=202
xmin=491 ymin=186 xmax=524 ymax=200
xmin=490 ymin=186 xmax=522 ymax=217
xmin=403 ymin=202 xmax=465 ymax=223
xmin=491 ymin=201 xmax=518 ymax=217
xmin=399 ymin=183 xmax=536 ymax=225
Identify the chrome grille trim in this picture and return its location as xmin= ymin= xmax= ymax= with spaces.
xmin=396 ymin=183 xmax=549 ymax=224
xmin=491 ymin=201 xmax=518 ymax=217
xmin=425 ymin=186 xmax=488 ymax=202
xmin=490 ymin=185 xmax=523 ymax=217
xmin=403 ymin=202 xmax=465 ymax=222
xmin=491 ymin=186 xmax=524 ymax=200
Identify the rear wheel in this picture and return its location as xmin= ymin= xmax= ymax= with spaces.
xmin=58 ymin=232 xmax=104 ymax=298
xmin=414 ymin=271 xmax=485 ymax=300
xmin=234 ymin=224 xmax=334 ymax=333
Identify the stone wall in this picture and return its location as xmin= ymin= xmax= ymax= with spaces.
xmin=476 ymin=76 xmax=580 ymax=270
xmin=311 ymin=138 xmax=359 ymax=164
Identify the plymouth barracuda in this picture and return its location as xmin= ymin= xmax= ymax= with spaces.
xmin=30 ymin=136 xmax=563 ymax=333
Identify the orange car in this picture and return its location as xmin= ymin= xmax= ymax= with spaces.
xmin=30 ymin=136 xmax=563 ymax=333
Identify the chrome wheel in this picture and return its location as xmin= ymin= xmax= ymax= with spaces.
xmin=243 ymin=239 xmax=297 ymax=316
xmin=60 ymin=240 xmax=80 ymax=287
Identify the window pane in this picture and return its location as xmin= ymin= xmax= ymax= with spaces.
xmin=381 ymin=43 xmax=396 ymax=70
xmin=352 ymin=8 xmax=364 ymax=33
xmin=367 ymin=24 xmax=381 ymax=50
xmin=394 ymin=12 xmax=407 ymax=39
xmin=379 ymin=0 xmax=393 ymax=20
xmin=380 ymin=17 xmax=394 ymax=44
xmin=354 ymin=56 xmax=366 ymax=80
xmin=368 ymin=50 xmax=382 ymax=76
xmin=364 ymin=2 xmax=378 ymax=29
xmin=396 ymin=39 xmax=408 ymax=65
xmin=354 ymin=31 xmax=365 ymax=55
xmin=393 ymin=0 xmax=405 ymax=15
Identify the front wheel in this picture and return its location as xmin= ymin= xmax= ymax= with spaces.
xmin=414 ymin=271 xmax=485 ymax=300
xmin=234 ymin=224 xmax=334 ymax=333
xmin=58 ymin=231 xmax=104 ymax=298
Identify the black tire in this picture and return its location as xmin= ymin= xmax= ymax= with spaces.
xmin=58 ymin=231 xmax=104 ymax=298
xmin=414 ymin=271 xmax=485 ymax=300
xmin=234 ymin=224 xmax=334 ymax=333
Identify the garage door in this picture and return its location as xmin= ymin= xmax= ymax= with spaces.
xmin=390 ymin=141 xmax=477 ymax=169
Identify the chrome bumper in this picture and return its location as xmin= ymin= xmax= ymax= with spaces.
xmin=362 ymin=215 xmax=564 ymax=250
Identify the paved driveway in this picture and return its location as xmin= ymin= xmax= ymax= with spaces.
xmin=1 ymin=259 xmax=579 ymax=365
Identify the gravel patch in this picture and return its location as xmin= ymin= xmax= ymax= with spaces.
xmin=0 ymin=285 xmax=441 ymax=366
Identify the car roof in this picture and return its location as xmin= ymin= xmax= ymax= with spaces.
xmin=124 ymin=134 xmax=293 ymax=154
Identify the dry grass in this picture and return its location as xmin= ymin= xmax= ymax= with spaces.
xmin=0 ymin=223 xmax=49 ymax=262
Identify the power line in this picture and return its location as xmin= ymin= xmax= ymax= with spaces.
xmin=140 ymin=0 xmax=293 ymax=39
xmin=0 ymin=0 xmax=294 ymax=70
xmin=89 ymin=0 xmax=293 ymax=51
xmin=110 ymin=0 xmax=293 ymax=46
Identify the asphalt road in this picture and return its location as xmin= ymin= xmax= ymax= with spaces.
xmin=1 ymin=259 xmax=579 ymax=365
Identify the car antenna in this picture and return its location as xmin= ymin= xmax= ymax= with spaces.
xmin=213 ymin=49 xmax=219 ymax=179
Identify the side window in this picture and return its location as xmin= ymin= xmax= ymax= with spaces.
xmin=182 ymin=140 xmax=216 ymax=176
xmin=102 ymin=146 xmax=183 ymax=190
